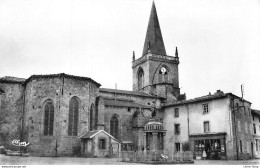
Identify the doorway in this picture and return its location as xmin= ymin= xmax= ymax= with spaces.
xmin=251 ymin=142 xmax=254 ymax=159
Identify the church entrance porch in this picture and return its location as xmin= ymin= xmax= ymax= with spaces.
xmin=190 ymin=132 xmax=227 ymax=160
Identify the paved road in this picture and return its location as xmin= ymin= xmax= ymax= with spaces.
xmin=0 ymin=154 xmax=259 ymax=165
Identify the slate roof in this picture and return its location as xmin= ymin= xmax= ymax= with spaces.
xmin=79 ymin=130 xmax=121 ymax=143
xmin=142 ymin=1 xmax=166 ymax=56
xmin=0 ymin=76 xmax=26 ymax=83
xmin=103 ymin=98 xmax=151 ymax=109
xmin=1 ymin=73 xmax=101 ymax=87
xmin=164 ymin=91 xmax=251 ymax=107
xmin=26 ymin=73 xmax=101 ymax=87
xmin=100 ymin=88 xmax=158 ymax=98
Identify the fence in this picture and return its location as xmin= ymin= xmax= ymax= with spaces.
xmin=118 ymin=150 xmax=193 ymax=162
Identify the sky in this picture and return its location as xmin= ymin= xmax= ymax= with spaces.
xmin=0 ymin=0 xmax=260 ymax=109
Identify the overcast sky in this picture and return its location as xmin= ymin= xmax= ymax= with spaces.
xmin=0 ymin=0 xmax=260 ymax=109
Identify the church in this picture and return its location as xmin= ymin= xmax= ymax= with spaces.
xmin=0 ymin=2 xmax=255 ymax=160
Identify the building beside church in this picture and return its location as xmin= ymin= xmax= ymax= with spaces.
xmin=0 ymin=2 xmax=257 ymax=160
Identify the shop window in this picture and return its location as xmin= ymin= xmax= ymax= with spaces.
xmin=253 ymin=124 xmax=256 ymax=134
xmin=99 ymin=138 xmax=106 ymax=149
xmin=204 ymin=121 xmax=210 ymax=133
xmin=175 ymin=143 xmax=180 ymax=152
xmin=43 ymin=100 xmax=54 ymax=136
xmin=68 ymin=97 xmax=79 ymax=136
xmin=237 ymin=121 xmax=241 ymax=132
xmin=175 ymin=124 xmax=180 ymax=135
xmin=202 ymin=104 xmax=209 ymax=114
xmin=174 ymin=108 xmax=179 ymax=117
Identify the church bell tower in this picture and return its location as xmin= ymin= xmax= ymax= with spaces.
xmin=132 ymin=2 xmax=180 ymax=102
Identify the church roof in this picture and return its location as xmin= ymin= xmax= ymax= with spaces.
xmin=26 ymin=73 xmax=101 ymax=87
xmin=100 ymin=88 xmax=158 ymax=98
xmin=103 ymin=98 xmax=151 ymax=109
xmin=0 ymin=76 xmax=26 ymax=83
xmin=142 ymin=2 xmax=166 ymax=56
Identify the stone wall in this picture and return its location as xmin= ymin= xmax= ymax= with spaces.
xmin=23 ymin=76 xmax=99 ymax=156
xmin=231 ymin=97 xmax=254 ymax=160
xmin=0 ymin=82 xmax=24 ymax=150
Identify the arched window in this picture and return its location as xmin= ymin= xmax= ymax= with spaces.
xmin=158 ymin=66 xmax=168 ymax=83
xmin=138 ymin=68 xmax=144 ymax=90
xmin=89 ymin=104 xmax=95 ymax=131
xmin=68 ymin=97 xmax=79 ymax=136
xmin=43 ymin=100 xmax=54 ymax=136
xmin=110 ymin=115 xmax=119 ymax=139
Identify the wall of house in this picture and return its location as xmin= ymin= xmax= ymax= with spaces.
xmin=0 ymin=82 xmax=24 ymax=150
xmin=23 ymin=77 xmax=98 ymax=156
xmin=231 ymin=98 xmax=253 ymax=160
xmin=252 ymin=112 xmax=260 ymax=158
xmin=163 ymin=104 xmax=189 ymax=153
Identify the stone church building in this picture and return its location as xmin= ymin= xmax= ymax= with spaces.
xmin=0 ymin=2 xmax=256 ymax=160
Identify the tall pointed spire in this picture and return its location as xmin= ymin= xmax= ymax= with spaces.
xmin=175 ymin=47 xmax=178 ymax=57
xmin=142 ymin=1 xmax=166 ymax=56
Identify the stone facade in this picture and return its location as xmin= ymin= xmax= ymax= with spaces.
xmin=252 ymin=109 xmax=260 ymax=158
xmin=0 ymin=78 xmax=24 ymax=151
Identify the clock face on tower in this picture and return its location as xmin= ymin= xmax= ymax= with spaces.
xmin=160 ymin=67 xmax=167 ymax=74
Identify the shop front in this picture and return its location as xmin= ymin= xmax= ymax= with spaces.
xmin=190 ymin=132 xmax=226 ymax=160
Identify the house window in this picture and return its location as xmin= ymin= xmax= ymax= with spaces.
xmin=204 ymin=121 xmax=210 ymax=133
xmin=236 ymin=103 xmax=239 ymax=113
xmin=237 ymin=121 xmax=241 ymax=132
xmin=137 ymin=68 xmax=144 ymax=90
xmin=68 ymin=97 xmax=79 ymax=136
xmin=175 ymin=143 xmax=180 ymax=152
xmin=175 ymin=124 xmax=180 ymax=135
xmin=202 ymin=104 xmax=209 ymax=114
xmin=174 ymin=108 xmax=179 ymax=117
xmin=43 ymin=100 xmax=54 ymax=136
xmin=245 ymin=122 xmax=248 ymax=134
xmin=110 ymin=114 xmax=119 ymax=139
xmin=256 ymin=140 xmax=259 ymax=151
xmin=99 ymin=138 xmax=106 ymax=149
xmin=253 ymin=124 xmax=256 ymax=134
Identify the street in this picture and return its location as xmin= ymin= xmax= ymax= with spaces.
xmin=0 ymin=154 xmax=259 ymax=165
